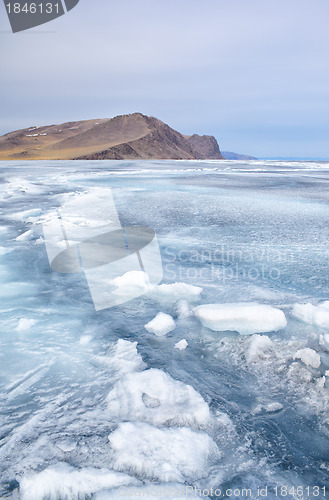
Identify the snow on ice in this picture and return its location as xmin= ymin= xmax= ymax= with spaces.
xmin=106 ymin=367 xmax=211 ymax=428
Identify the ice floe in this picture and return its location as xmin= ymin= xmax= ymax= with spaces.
xmin=19 ymin=463 xmax=139 ymax=500
xmin=110 ymin=273 xmax=202 ymax=306
xmin=293 ymin=348 xmax=321 ymax=369
xmin=9 ymin=208 xmax=42 ymax=222
xmin=108 ymin=422 xmax=220 ymax=482
xmin=194 ymin=302 xmax=287 ymax=334
xmin=174 ymin=339 xmax=188 ymax=350
xmin=144 ymin=312 xmax=176 ymax=336
xmin=16 ymin=230 xmax=34 ymax=242
xmin=106 ymin=368 xmax=211 ymax=428
xmin=292 ymin=301 xmax=329 ymax=329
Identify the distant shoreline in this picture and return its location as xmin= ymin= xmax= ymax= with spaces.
xmin=260 ymin=157 xmax=329 ymax=161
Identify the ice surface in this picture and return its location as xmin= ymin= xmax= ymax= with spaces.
xmin=106 ymin=368 xmax=211 ymax=428
xmin=174 ymin=339 xmax=188 ymax=350
xmin=292 ymin=301 xmax=329 ymax=329
xmin=1 ymin=160 xmax=329 ymax=497
xmin=144 ymin=312 xmax=176 ymax=336
xmin=194 ymin=303 xmax=287 ymax=334
xmin=293 ymin=348 xmax=321 ymax=368
xmin=19 ymin=463 xmax=139 ymax=500
xmin=79 ymin=335 xmax=93 ymax=345
xmin=9 ymin=208 xmax=42 ymax=222
xmin=108 ymin=422 xmax=220 ymax=482
xmin=151 ymin=282 xmax=202 ymax=303
xmin=217 ymin=328 xmax=328 ymax=418
xmin=2 ymin=177 xmax=44 ymax=199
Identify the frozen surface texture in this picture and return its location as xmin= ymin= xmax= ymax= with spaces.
xmin=1 ymin=159 xmax=329 ymax=499
xmin=93 ymin=484 xmax=197 ymax=500
xmin=292 ymin=301 xmax=329 ymax=329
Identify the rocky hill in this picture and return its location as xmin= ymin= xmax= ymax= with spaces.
xmin=0 ymin=113 xmax=224 ymax=161
xmin=221 ymin=151 xmax=257 ymax=160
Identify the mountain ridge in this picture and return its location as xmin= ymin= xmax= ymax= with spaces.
xmin=221 ymin=151 xmax=257 ymax=160
xmin=0 ymin=113 xmax=225 ymax=161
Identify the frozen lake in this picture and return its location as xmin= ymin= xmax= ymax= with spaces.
xmin=0 ymin=159 xmax=328 ymax=499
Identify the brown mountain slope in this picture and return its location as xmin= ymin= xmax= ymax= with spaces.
xmin=0 ymin=113 xmax=224 ymax=161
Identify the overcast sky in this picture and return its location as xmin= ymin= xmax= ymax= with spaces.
xmin=1 ymin=0 xmax=329 ymax=158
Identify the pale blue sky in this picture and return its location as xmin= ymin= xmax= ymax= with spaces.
xmin=1 ymin=0 xmax=329 ymax=157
